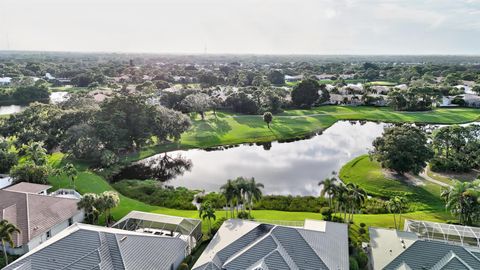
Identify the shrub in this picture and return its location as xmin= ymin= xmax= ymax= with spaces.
xmin=237 ymin=211 xmax=252 ymax=219
xmin=112 ymin=180 xmax=197 ymax=210
xmin=358 ymin=228 xmax=366 ymax=235
xmin=178 ymin=263 xmax=189 ymax=270
xmin=349 ymin=257 xmax=359 ymax=270
xmin=359 ymin=223 xmax=366 ymax=228
xmin=356 ymin=252 xmax=369 ymax=269
xmin=320 ymin=207 xmax=333 ymax=221
xmin=211 ymin=217 xmax=227 ymax=235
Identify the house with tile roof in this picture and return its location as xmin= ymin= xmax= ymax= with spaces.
xmin=0 ymin=183 xmax=84 ymax=255
xmin=369 ymin=226 xmax=480 ymax=270
xmin=2 ymin=223 xmax=188 ymax=270
xmin=192 ymin=219 xmax=349 ymax=270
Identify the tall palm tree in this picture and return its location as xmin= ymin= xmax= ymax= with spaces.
xmin=346 ymin=183 xmax=367 ymax=222
xmin=220 ymin=180 xmax=235 ymax=218
xmin=245 ymin=177 xmax=264 ymax=218
xmin=333 ymin=184 xmax=348 ymax=220
xmin=77 ymin=193 xmax=99 ymax=224
xmin=387 ymin=196 xmax=408 ymax=229
xmin=441 ymin=181 xmax=480 ymax=226
xmin=199 ymin=202 xmax=216 ymax=234
xmin=0 ymin=220 xmax=20 ymax=265
xmin=99 ymin=191 xmax=120 ymax=226
xmin=319 ymin=177 xmax=337 ymax=208
xmin=234 ymin=177 xmax=248 ymax=214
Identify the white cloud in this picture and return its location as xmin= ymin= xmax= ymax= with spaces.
xmin=0 ymin=0 xmax=479 ymax=54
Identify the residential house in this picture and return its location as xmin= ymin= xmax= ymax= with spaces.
xmin=192 ymin=219 xmax=349 ymax=270
xmin=0 ymin=183 xmax=84 ymax=255
xmin=0 ymin=77 xmax=12 ymax=86
xmin=285 ymin=74 xmax=303 ymax=82
xmin=2 ymin=223 xmax=188 ymax=270
xmin=369 ymin=220 xmax=480 ymax=270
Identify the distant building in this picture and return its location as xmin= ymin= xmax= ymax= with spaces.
xmin=0 ymin=182 xmax=84 ymax=255
xmin=0 ymin=77 xmax=12 ymax=85
xmin=3 ymin=223 xmax=188 ymax=270
xmin=285 ymin=74 xmax=303 ymax=82
xmin=369 ymin=220 xmax=480 ymax=270
xmin=192 ymin=219 xmax=349 ymax=270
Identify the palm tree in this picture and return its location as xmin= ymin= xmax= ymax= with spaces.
xmin=77 ymin=193 xmax=99 ymax=224
xmin=319 ymin=177 xmax=337 ymax=208
xmin=199 ymin=202 xmax=216 ymax=234
xmin=0 ymin=220 xmax=20 ymax=265
xmin=234 ymin=177 xmax=248 ymax=215
xmin=245 ymin=177 xmax=264 ymax=218
xmin=63 ymin=163 xmax=78 ymax=190
xmin=220 ymin=180 xmax=236 ymax=218
xmin=99 ymin=191 xmax=120 ymax=226
xmin=333 ymin=184 xmax=348 ymax=221
xmin=346 ymin=183 xmax=367 ymax=222
xmin=441 ymin=181 xmax=480 ymax=226
xmin=387 ymin=196 xmax=408 ymax=229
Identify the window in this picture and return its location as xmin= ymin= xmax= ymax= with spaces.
xmin=46 ymin=230 xmax=51 ymax=238
xmin=68 ymin=218 xmax=73 ymax=226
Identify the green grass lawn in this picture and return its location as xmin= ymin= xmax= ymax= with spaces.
xmin=339 ymin=155 xmax=451 ymax=223
xmin=365 ymin=81 xmax=397 ymax=86
xmin=124 ymin=106 xmax=480 ymax=162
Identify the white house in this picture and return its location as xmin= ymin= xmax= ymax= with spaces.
xmin=0 ymin=183 xmax=84 ymax=255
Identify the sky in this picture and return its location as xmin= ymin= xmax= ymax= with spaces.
xmin=1 ymin=0 xmax=480 ymax=55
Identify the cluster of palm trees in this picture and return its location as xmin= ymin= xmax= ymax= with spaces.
xmin=387 ymin=196 xmax=408 ymax=229
xmin=77 ymin=191 xmax=120 ymax=225
xmin=441 ymin=180 xmax=480 ymax=226
xmin=319 ymin=177 xmax=367 ymax=223
xmin=0 ymin=220 xmax=20 ymax=266
xmin=220 ymin=177 xmax=264 ymax=219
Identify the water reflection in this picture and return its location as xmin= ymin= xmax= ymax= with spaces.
xmin=112 ymin=154 xmax=192 ymax=182
xmin=147 ymin=121 xmax=387 ymax=196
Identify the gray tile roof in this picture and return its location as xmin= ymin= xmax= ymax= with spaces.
xmin=192 ymin=219 xmax=348 ymax=270
xmin=2 ymin=223 xmax=187 ymax=270
xmin=384 ymin=241 xmax=480 ymax=270
xmin=0 ymin=189 xmax=81 ymax=247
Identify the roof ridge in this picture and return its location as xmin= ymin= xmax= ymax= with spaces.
xmin=222 ymin=224 xmax=276 ymax=266
xmin=270 ymin=233 xmax=299 ymax=270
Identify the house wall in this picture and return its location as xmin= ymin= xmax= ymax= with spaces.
xmin=27 ymin=210 xmax=84 ymax=252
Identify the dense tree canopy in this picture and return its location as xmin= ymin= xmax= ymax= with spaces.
xmin=291 ymin=79 xmax=321 ymax=108
xmin=371 ymin=125 xmax=433 ymax=175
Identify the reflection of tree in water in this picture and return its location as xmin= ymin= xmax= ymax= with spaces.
xmin=112 ymin=154 xmax=192 ymax=182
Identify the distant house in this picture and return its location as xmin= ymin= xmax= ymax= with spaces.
xmin=192 ymin=219 xmax=349 ymax=270
xmin=315 ymin=73 xmax=335 ymax=80
xmin=3 ymin=223 xmax=188 ymax=270
xmin=463 ymin=94 xmax=480 ymax=107
xmin=0 ymin=183 xmax=84 ymax=255
xmin=285 ymin=74 xmax=303 ymax=82
xmin=369 ymin=220 xmax=480 ymax=270
xmin=0 ymin=77 xmax=12 ymax=86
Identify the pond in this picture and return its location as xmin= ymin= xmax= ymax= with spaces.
xmin=0 ymin=105 xmax=25 ymax=115
xmin=0 ymin=92 xmax=70 ymax=115
xmin=119 ymin=121 xmax=387 ymax=196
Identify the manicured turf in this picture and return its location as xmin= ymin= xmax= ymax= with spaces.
xmin=125 ymin=106 xmax=480 ymax=162
xmin=339 ymin=155 xmax=451 ymax=222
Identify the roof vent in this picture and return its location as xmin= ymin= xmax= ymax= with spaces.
xmin=120 ymin=236 xmax=127 ymax=243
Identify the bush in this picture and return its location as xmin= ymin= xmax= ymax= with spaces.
xmin=358 ymin=228 xmax=366 ymax=235
xmin=197 ymin=192 xmax=226 ymax=209
xmin=332 ymin=216 xmax=344 ymax=223
xmin=112 ymin=180 xmax=197 ymax=210
xmin=356 ymin=252 xmax=369 ymax=269
xmin=359 ymin=223 xmax=366 ymax=228
xmin=349 ymin=257 xmax=359 ymax=270
xmin=320 ymin=207 xmax=333 ymax=221
xmin=237 ymin=211 xmax=252 ymax=219
xmin=178 ymin=263 xmax=189 ymax=270
xmin=255 ymin=195 xmax=327 ymax=212
xmin=211 ymin=217 xmax=227 ymax=235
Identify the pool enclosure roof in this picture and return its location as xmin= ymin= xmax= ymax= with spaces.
xmin=405 ymin=219 xmax=480 ymax=248
xmin=113 ymin=211 xmax=202 ymax=241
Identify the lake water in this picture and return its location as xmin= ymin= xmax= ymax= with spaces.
xmin=137 ymin=121 xmax=386 ymax=196
xmin=0 ymin=92 xmax=70 ymax=115
xmin=0 ymin=105 xmax=25 ymax=115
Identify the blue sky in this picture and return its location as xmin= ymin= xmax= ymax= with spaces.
xmin=0 ymin=0 xmax=479 ymax=54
